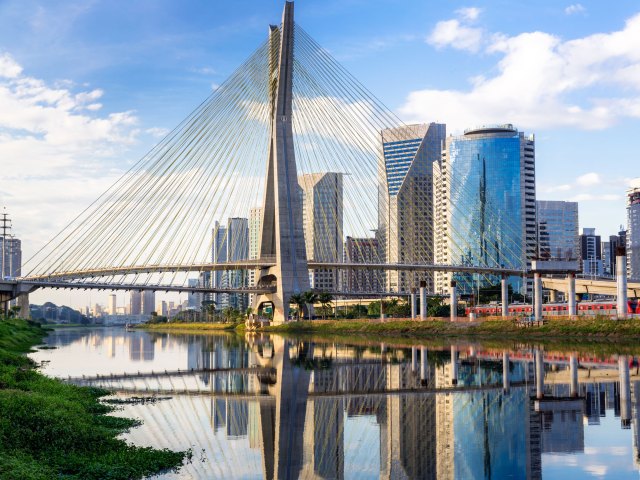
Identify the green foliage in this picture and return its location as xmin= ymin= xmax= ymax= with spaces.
xmin=0 ymin=318 xmax=186 ymax=479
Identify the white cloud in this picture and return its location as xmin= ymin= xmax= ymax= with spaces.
xmin=0 ymin=52 xmax=141 ymax=256
xmin=569 ymin=193 xmax=620 ymax=201
xmin=427 ymin=8 xmax=483 ymax=53
xmin=576 ymin=172 xmax=601 ymax=186
xmin=456 ymin=7 xmax=482 ymax=21
xmin=145 ymin=127 xmax=169 ymax=138
xmin=0 ymin=52 xmax=23 ymax=78
xmin=405 ymin=12 xmax=640 ymax=131
xmin=565 ymin=4 xmax=586 ymax=15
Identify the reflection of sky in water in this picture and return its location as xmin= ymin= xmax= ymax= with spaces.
xmin=31 ymin=327 xmax=640 ymax=479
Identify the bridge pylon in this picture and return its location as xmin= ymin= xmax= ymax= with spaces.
xmin=253 ymin=1 xmax=310 ymax=324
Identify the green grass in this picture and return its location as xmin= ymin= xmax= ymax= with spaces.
xmin=0 ymin=318 xmax=187 ymax=480
xmin=263 ymin=316 xmax=640 ymax=342
xmin=136 ymin=321 xmax=243 ymax=333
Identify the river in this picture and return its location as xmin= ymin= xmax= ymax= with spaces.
xmin=29 ymin=327 xmax=640 ymax=479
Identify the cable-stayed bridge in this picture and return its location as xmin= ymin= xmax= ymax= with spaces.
xmin=2 ymin=2 xmax=613 ymax=323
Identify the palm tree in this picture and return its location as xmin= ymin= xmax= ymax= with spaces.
xmin=317 ymin=292 xmax=333 ymax=320
xmin=289 ymin=293 xmax=305 ymax=321
xmin=302 ymin=291 xmax=318 ymax=320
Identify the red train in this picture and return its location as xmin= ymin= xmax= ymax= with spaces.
xmin=466 ymin=300 xmax=640 ymax=317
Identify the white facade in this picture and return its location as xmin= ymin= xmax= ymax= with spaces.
xmin=628 ymin=179 xmax=640 ymax=281
xmin=299 ymin=172 xmax=343 ymax=291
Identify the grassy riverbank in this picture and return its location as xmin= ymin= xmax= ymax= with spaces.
xmin=0 ymin=318 xmax=187 ymax=480
xmin=137 ymin=321 xmax=243 ymax=333
xmin=263 ymin=317 xmax=640 ymax=341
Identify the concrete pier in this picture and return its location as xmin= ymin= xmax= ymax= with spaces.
xmin=450 ymin=280 xmax=457 ymax=322
xmin=501 ymin=276 xmax=509 ymax=317
xmin=569 ymin=354 xmax=578 ymax=397
xmin=617 ymin=253 xmax=628 ymax=319
xmin=567 ymin=273 xmax=576 ymax=317
xmin=419 ymin=281 xmax=427 ymax=320
xmin=503 ymin=351 xmax=510 ymax=392
xmin=18 ymin=293 xmax=30 ymax=319
xmin=535 ymin=350 xmax=544 ymax=399
xmin=534 ymin=272 xmax=543 ymax=322
xmin=410 ymin=292 xmax=417 ymax=320
xmin=620 ymin=356 xmax=631 ymax=427
xmin=420 ymin=347 xmax=428 ymax=384
xmin=451 ymin=346 xmax=458 ymax=385
xmin=411 ymin=347 xmax=417 ymax=373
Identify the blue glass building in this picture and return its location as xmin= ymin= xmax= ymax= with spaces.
xmin=434 ymin=125 xmax=536 ymax=294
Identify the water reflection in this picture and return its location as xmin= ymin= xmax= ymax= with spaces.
xmin=31 ymin=329 xmax=640 ymax=479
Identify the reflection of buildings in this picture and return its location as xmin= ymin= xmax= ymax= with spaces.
xmin=128 ymin=333 xmax=155 ymax=361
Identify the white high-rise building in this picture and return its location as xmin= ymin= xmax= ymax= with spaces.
xmin=108 ymin=294 xmax=117 ymax=315
xmin=130 ymin=291 xmax=142 ymax=315
xmin=627 ymin=179 xmax=640 ymax=281
xmin=299 ymin=172 xmax=343 ymax=291
xmin=0 ymin=235 xmax=21 ymax=279
xmin=248 ymin=207 xmax=263 ymax=306
xmin=142 ymin=291 xmax=155 ymax=315
xmin=378 ymin=123 xmax=446 ymax=293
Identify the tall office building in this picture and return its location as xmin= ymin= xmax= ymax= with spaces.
xmin=343 ymin=236 xmax=382 ymax=292
xmin=187 ymin=278 xmax=202 ymax=310
xmin=609 ymin=229 xmax=626 ymax=276
xmin=142 ymin=290 xmax=155 ymax=315
xmin=299 ymin=172 xmax=343 ymax=291
xmin=227 ymin=217 xmax=249 ymax=310
xmin=628 ymin=179 xmax=640 ymax=281
xmin=108 ymin=294 xmax=117 ymax=315
xmin=537 ymin=200 xmax=579 ymax=261
xmin=211 ymin=218 xmax=249 ymax=310
xmin=378 ymin=123 xmax=446 ymax=293
xmin=580 ymin=228 xmax=603 ymax=276
xmin=0 ymin=235 xmax=21 ymax=278
xmin=248 ymin=207 xmax=263 ymax=307
xmin=434 ymin=124 xmax=536 ymax=294
xmin=130 ymin=291 xmax=142 ymax=315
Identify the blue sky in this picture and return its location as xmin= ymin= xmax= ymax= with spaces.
xmin=1 ymin=0 xmax=640 ymax=307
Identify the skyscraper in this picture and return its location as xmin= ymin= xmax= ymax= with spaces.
xmin=248 ymin=207 xmax=263 ymax=307
xmin=608 ymin=229 xmax=626 ymax=276
xmin=211 ymin=218 xmax=249 ymax=310
xmin=580 ymin=228 xmax=603 ymax=276
xmin=299 ymin=172 xmax=343 ymax=291
xmin=537 ymin=200 xmax=579 ymax=261
xmin=142 ymin=291 xmax=155 ymax=315
xmin=108 ymin=294 xmax=117 ymax=315
xmin=378 ymin=123 xmax=446 ymax=293
xmin=434 ymin=124 xmax=536 ymax=294
xmin=627 ymin=179 xmax=640 ymax=281
xmin=343 ymin=236 xmax=382 ymax=292
xmin=130 ymin=291 xmax=142 ymax=315
xmin=0 ymin=235 xmax=21 ymax=278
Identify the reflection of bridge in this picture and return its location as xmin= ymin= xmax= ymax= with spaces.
xmin=85 ymin=334 xmax=640 ymax=479
xmin=3 ymin=2 xmax=632 ymax=325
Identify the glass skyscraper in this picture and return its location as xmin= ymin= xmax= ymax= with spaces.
xmin=537 ymin=200 xmax=579 ymax=261
xmin=434 ymin=125 xmax=536 ymax=294
xmin=378 ymin=123 xmax=446 ymax=293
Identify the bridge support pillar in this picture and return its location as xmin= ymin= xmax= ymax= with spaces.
xmin=549 ymin=289 xmax=558 ymax=303
xmin=535 ymin=349 xmax=544 ymax=400
xmin=534 ymin=272 xmax=543 ymax=322
xmin=570 ymin=354 xmax=578 ymax=398
xmin=17 ymin=293 xmax=29 ymax=319
xmin=449 ymin=280 xmax=457 ymax=322
xmin=567 ymin=273 xmax=576 ymax=317
xmin=501 ymin=275 xmax=509 ymax=317
xmin=410 ymin=291 xmax=417 ymax=320
xmin=617 ymin=253 xmax=628 ymax=319
xmin=420 ymin=347 xmax=428 ymax=385
xmin=411 ymin=347 xmax=417 ymax=373
xmin=419 ymin=281 xmax=427 ymax=320
xmin=503 ymin=351 xmax=510 ymax=393
xmin=450 ymin=345 xmax=458 ymax=386
xmin=620 ymin=355 xmax=631 ymax=427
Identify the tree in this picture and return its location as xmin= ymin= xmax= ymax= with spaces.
xmin=302 ymin=291 xmax=318 ymax=320
xmin=317 ymin=292 xmax=333 ymax=320
xmin=289 ymin=293 xmax=305 ymax=321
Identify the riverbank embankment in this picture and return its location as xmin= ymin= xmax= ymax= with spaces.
xmin=0 ymin=318 xmax=187 ymax=480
